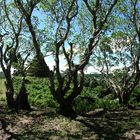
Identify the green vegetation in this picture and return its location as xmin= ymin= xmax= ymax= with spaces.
xmin=13 ymin=77 xmax=58 ymax=108
xmin=11 ymin=76 xmax=139 ymax=113
xmin=1 ymin=0 xmax=140 ymax=139
xmin=0 ymin=78 xmax=6 ymax=101
xmin=0 ymin=75 xmax=140 ymax=139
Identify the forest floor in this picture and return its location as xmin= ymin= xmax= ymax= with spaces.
xmin=0 ymin=103 xmax=140 ymax=140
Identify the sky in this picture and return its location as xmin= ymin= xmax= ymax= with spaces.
xmin=0 ymin=0 xmax=119 ymax=74
xmin=31 ymin=3 xmax=99 ymax=74
xmin=0 ymin=1 xmax=95 ymax=76
xmin=27 ymin=0 xmax=125 ymax=74
xmin=44 ymin=49 xmax=99 ymax=74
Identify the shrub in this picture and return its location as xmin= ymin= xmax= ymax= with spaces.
xmin=13 ymin=76 xmax=58 ymax=108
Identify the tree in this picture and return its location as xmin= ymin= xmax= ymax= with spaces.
xmin=14 ymin=0 xmax=118 ymax=118
xmin=14 ymin=52 xmax=31 ymax=112
xmin=91 ymin=0 xmax=140 ymax=107
xmin=0 ymin=1 xmax=31 ymax=111
xmin=0 ymin=1 xmax=23 ymax=109
xmin=27 ymin=56 xmax=49 ymax=77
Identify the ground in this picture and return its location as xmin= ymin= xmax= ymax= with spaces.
xmin=0 ymin=104 xmax=140 ymax=140
xmin=0 ymin=78 xmax=140 ymax=139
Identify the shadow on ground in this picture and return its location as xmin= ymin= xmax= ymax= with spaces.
xmin=76 ymin=109 xmax=140 ymax=140
xmin=0 ymin=105 xmax=140 ymax=140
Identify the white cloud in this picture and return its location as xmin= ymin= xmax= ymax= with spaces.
xmin=45 ymin=55 xmax=101 ymax=74
xmin=84 ymin=66 xmax=100 ymax=74
xmin=45 ymin=56 xmax=55 ymax=70
xmin=45 ymin=55 xmax=67 ymax=71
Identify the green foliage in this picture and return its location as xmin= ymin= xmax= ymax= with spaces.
xmin=74 ymin=85 xmax=120 ymax=113
xmin=27 ymin=77 xmax=58 ymax=108
xmin=12 ymin=76 xmax=140 ymax=113
xmin=27 ymin=57 xmax=49 ymax=77
xmin=84 ymin=74 xmax=99 ymax=88
xmin=129 ymin=87 xmax=140 ymax=105
xmin=12 ymin=76 xmax=121 ymax=113
xmin=100 ymin=36 xmax=113 ymax=54
xmin=94 ymin=98 xmax=120 ymax=109
xmin=13 ymin=76 xmax=22 ymax=94
xmin=13 ymin=76 xmax=58 ymax=108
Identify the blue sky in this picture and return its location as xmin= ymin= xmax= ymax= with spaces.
xmin=31 ymin=1 xmax=104 ymax=74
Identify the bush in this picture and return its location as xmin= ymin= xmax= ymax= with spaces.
xmin=13 ymin=76 xmax=58 ymax=108
xmin=27 ymin=57 xmax=49 ymax=77
xmin=13 ymin=76 xmax=121 ymax=113
xmin=74 ymin=86 xmax=120 ymax=113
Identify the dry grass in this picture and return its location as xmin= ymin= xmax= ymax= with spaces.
xmin=0 ymin=79 xmax=6 ymax=101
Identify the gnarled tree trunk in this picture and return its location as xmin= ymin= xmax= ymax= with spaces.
xmin=15 ymin=79 xmax=31 ymax=112
xmin=59 ymin=101 xmax=77 ymax=119
xmin=4 ymin=73 xmax=15 ymax=109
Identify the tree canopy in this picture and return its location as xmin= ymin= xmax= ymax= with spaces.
xmin=0 ymin=0 xmax=140 ymax=117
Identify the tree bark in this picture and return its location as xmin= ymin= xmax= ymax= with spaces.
xmin=118 ymin=92 xmax=136 ymax=109
xmin=121 ymin=93 xmax=129 ymax=105
xmin=5 ymin=90 xmax=15 ymax=109
xmin=15 ymin=80 xmax=31 ymax=112
xmin=52 ymin=88 xmax=77 ymax=118
xmin=59 ymin=101 xmax=77 ymax=119
xmin=4 ymin=75 xmax=15 ymax=109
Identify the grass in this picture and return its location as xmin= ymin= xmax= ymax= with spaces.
xmin=0 ymin=78 xmax=5 ymax=93
xmin=0 ymin=77 xmax=140 ymax=139
xmin=0 ymin=78 xmax=6 ymax=101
